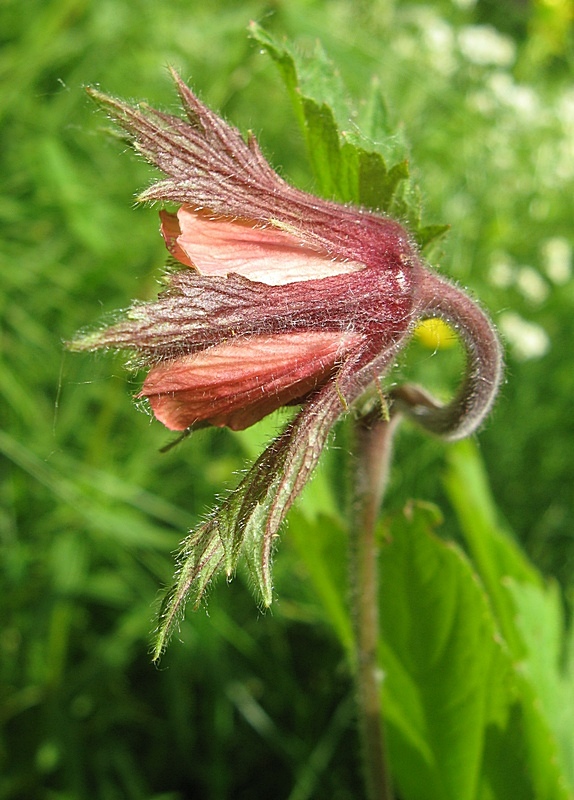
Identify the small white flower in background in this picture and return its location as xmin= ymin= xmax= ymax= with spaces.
xmin=516 ymin=266 xmax=550 ymax=304
xmin=541 ymin=237 xmax=572 ymax=285
xmin=489 ymin=254 xmax=515 ymax=289
xmin=499 ymin=312 xmax=550 ymax=361
xmin=458 ymin=25 xmax=516 ymax=67
xmin=558 ymin=89 xmax=574 ymax=127
xmin=452 ymin=0 xmax=477 ymax=9
xmin=488 ymin=73 xmax=540 ymax=120
xmin=489 ymin=255 xmax=552 ymax=305
xmin=423 ymin=18 xmax=456 ymax=75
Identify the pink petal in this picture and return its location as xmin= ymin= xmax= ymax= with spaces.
xmin=160 ymin=207 xmax=364 ymax=286
xmin=140 ymin=330 xmax=363 ymax=431
xmin=160 ymin=210 xmax=194 ymax=267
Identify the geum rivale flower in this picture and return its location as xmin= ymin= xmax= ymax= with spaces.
xmin=72 ymin=70 xmax=502 ymax=651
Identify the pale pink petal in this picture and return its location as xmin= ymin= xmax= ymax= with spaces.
xmin=163 ymin=207 xmax=364 ymax=285
xmin=140 ymin=330 xmax=363 ymax=431
xmin=160 ymin=210 xmax=194 ymax=267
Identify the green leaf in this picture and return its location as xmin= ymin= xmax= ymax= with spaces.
xmin=445 ymin=439 xmax=574 ymax=799
xmin=280 ymin=461 xmax=573 ymax=799
xmin=378 ymin=502 xmax=515 ymax=800
xmin=444 ymin=438 xmax=543 ymax=656
xmin=250 ymin=22 xmax=447 ymax=251
xmin=506 ymin=579 xmax=574 ymax=795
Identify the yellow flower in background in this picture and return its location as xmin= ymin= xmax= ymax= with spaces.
xmin=415 ymin=318 xmax=458 ymax=350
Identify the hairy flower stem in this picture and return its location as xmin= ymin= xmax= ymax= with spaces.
xmin=349 ymin=411 xmax=401 ymax=800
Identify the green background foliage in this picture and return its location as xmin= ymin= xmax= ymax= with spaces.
xmin=1 ymin=0 xmax=573 ymax=798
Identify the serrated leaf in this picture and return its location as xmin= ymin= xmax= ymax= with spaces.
xmin=300 ymin=97 xmax=344 ymax=199
xmin=506 ymin=579 xmax=574 ymax=795
xmin=250 ymin=22 xmax=446 ymax=251
xmin=378 ymin=502 xmax=514 ymax=800
xmin=417 ymin=223 xmax=451 ymax=251
xmin=356 ymin=149 xmax=410 ymax=213
xmin=445 ymin=439 xmax=574 ymax=799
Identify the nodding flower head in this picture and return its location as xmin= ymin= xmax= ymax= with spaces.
xmin=71 ymin=70 xmax=502 ymax=652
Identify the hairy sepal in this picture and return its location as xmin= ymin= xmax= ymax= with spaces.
xmin=152 ymin=375 xmax=348 ymax=661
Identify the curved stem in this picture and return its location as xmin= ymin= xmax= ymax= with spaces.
xmin=349 ymin=411 xmax=401 ymax=800
xmin=393 ymin=270 xmax=503 ymax=441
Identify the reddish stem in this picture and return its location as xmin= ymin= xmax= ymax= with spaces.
xmin=349 ymin=412 xmax=401 ymax=800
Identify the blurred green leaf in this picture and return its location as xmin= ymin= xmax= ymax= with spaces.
xmin=286 ymin=509 xmax=353 ymax=654
xmin=378 ymin=502 xmax=514 ymax=800
xmin=506 ymin=579 xmax=574 ymax=794
xmin=444 ymin=439 xmax=543 ymax=653
xmin=444 ymin=439 xmax=573 ymax=799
